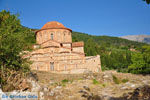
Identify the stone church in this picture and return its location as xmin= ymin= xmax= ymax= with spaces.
xmin=26 ymin=21 xmax=101 ymax=73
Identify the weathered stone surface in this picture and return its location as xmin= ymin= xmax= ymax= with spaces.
xmin=25 ymin=21 xmax=101 ymax=73
xmin=1 ymin=71 xmax=150 ymax=100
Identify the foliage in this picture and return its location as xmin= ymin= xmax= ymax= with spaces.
xmin=128 ymin=46 xmax=150 ymax=74
xmin=122 ymin=79 xmax=129 ymax=83
xmin=93 ymin=79 xmax=100 ymax=85
xmin=61 ymin=79 xmax=71 ymax=87
xmin=143 ymin=0 xmax=150 ymax=4
xmin=72 ymin=31 xmax=149 ymax=74
xmin=0 ymin=10 xmax=35 ymax=91
xmin=61 ymin=79 xmax=69 ymax=83
xmin=112 ymin=75 xmax=120 ymax=84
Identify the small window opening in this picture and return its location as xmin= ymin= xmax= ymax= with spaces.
xmin=50 ymin=62 xmax=54 ymax=71
xmin=51 ymin=33 xmax=53 ymax=40
xmin=60 ymin=43 xmax=63 ymax=47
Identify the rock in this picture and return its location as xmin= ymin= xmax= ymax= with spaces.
xmin=19 ymin=79 xmax=30 ymax=91
xmin=102 ymin=71 xmax=115 ymax=83
xmin=28 ymin=79 xmax=41 ymax=92
xmin=142 ymin=80 xmax=149 ymax=85
xmin=121 ymin=86 xmax=128 ymax=90
xmin=49 ymin=81 xmax=54 ymax=85
xmin=83 ymin=86 xmax=90 ymax=91
xmin=56 ymin=86 xmax=62 ymax=89
xmin=68 ymin=96 xmax=74 ymax=99
xmin=39 ymin=92 xmax=44 ymax=99
xmin=55 ymin=95 xmax=61 ymax=99
xmin=103 ymin=75 xmax=109 ymax=78
xmin=43 ymin=87 xmax=48 ymax=92
xmin=49 ymin=91 xmax=55 ymax=96
xmin=130 ymin=84 xmax=136 ymax=88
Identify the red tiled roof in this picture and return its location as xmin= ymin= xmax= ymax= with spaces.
xmin=41 ymin=21 xmax=65 ymax=29
xmin=36 ymin=21 xmax=72 ymax=34
xmin=72 ymin=42 xmax=84 ymax=47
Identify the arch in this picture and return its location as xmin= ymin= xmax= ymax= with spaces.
xmin=63 ymin=31 xmax=67 ymax=42
xmin=51 ymin=33 xmax=54 ymax=40
xmin=63 ymin=31 xmax=67 ymax=35
xmin=50 ymin=62 xmax=54 ymax=71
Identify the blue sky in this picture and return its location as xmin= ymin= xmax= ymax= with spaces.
xmin=0 ymin=0 xmax=150 ymax=36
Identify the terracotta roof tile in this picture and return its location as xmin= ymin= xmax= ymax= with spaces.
xmin=36 ymin=21 xmax=72 ymax=33
xmin=41 ymin=21 xmax=65 ymax=29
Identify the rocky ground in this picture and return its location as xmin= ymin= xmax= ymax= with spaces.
xmin=1 ymin=70 xmax=150 ymax=100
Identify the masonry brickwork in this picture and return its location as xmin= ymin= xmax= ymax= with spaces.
xmin=26 ymin=21 xmax=101 ymax=73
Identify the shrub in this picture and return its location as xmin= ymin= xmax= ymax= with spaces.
xmin=61 ymin=79 xmax=69 ymax=83
xmin=102 ymin=84 xmax=106 ymax=87
xmin=112 ymin=75 xmax=120 ymax=84
xmin=122 ymin=79 xmax=129 ymax=83
xmin=93 ymin=79 xmax=100 ymax=85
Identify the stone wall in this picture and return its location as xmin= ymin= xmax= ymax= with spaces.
xmin=28 ymin=48 xmax=101 ymax=73
xmin=72 ymin=47 xmax=84 ymax=53
xmin=26 ymin=21 xmax=101 ymax=74
xmin=62 ymin=43 xmax=71 ymax=48
xmin=84 ymin=55 xmax=101 ymax=72
xmin=41 ymin=40 xmax=60 ymax=48
xmin=36 ymin=29 xmax=72 ymax=44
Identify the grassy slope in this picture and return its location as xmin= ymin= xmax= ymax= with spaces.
xmin=72 ymin=31 xmax=146 ymax=49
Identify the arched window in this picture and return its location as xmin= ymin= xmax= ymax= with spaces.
xmin=50 ymin=62 xmax=54 ymax=71
xmin=63 ymin=31 xmax=67 ymax=42
xmin=64 ymin=31 xmax=67 ymax=36
xmin=39 ymin=32 xmax=42 ymax=37
xmin=51 ymin=33 xmax=53 ymax=40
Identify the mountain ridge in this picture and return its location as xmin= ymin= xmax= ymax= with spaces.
xmin=120 ymin=34 xmax=150 ymax=44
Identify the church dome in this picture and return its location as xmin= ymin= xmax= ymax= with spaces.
xmin=36 ymin=21 xmax=72 ymax=34
xmin=41 ymin=21 xmax=66 ymax=29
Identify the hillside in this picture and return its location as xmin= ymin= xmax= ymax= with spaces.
xmin=72 ymin=32 xmax=146 ymax=49
xmin=121 ymin=35 xmax=150 ymax=44
xmin=29 ymin=30 xmax=148 ymax=72
xmin=72 ymin=32 xmax=150 ymax=74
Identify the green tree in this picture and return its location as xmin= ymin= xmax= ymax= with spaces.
xmin=0 ymin=10 xmax=35 ymax=91
xmin=84 ymin=39 xmax=99 ymax=56
xmin=143 ymin=0 xmax=150 ymax=4
xmin=128 ymin=53 xmax=147 ymax=74
xmin=128 ymin=46 xmax=150 ymax=74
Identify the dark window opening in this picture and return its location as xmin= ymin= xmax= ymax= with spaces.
xmin=51 ymin=33 xmax=53 ymax=40
xmin=50 ymin=62 xmax=54 ymax=71
xmin=60 ymin=43 xmax=63 ymax=47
